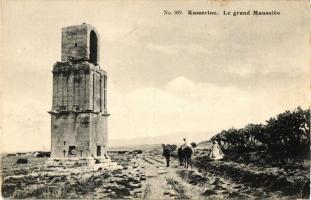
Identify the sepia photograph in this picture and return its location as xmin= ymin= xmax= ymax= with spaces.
xmin=0 ymin=0 xmax=310 ymax=199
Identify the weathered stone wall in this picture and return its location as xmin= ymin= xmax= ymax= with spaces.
xmin=50 ymin=62 xmax=108 ymax=158
xmin=61 ymin=25 xmax=88 ymax=62
xmin=90 ymin=113 xmax=108 ymax=156
xmin=61 ymin=24 xmax=100 ymax=64
xmin=50 ymin=112 xmax=108 ymax=158
xmin=51 ymin=62 xmax=107 ymax=113
xmin=51 ymin=113 xmax=91 ymax=157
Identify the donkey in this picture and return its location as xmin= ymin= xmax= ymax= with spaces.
xmin=178 ymin=146 xmax=193 ymax=169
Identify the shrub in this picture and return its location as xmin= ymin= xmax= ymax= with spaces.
xmin=16 ymin=158 xmax=28 ymax=164
xmin=190 ymin=142 xmax=197 ymax=148
xmin=210 ymin=107 xmax=310 ymax=158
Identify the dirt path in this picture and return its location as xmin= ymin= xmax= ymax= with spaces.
xmin=131 ymin=152 xmax=290 ymax=200
xmin=90 ymin=152 xmax=299 ymax=199
xmin=136 ymin=154 xmax=204 ymax=200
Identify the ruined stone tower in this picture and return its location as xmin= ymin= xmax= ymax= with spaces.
xmin=49 ymin=24 xmax=109 ymax=159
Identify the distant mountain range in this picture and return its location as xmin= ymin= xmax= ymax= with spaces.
xmin=109 ymin=131 xmax=215 ymax=147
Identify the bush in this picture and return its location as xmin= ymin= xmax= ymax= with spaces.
xmin=210 ymin=107 xmax=310 ymax=158
xmin=16 ymin=158 xmax=28 ymax=164
xmin=191 ymin=142 xmax=197 ymax=148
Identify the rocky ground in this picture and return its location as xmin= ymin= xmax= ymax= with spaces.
xmin=194 ymin=155 xmax=310 ymax=198
xmin=1 ymin=147 xmax=310 ymax=199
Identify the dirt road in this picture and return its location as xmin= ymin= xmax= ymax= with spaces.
xmin=126 ymin=151 xmax=291 ymax=200
xmin=137 ymin=154 xmax=203 ymax=199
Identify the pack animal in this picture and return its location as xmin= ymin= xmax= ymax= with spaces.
xmin=178 ymin=146 xmax=193 ymax=168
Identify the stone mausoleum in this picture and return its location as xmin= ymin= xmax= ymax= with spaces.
xmin=49 ymin=23 xmax=110 ymax=161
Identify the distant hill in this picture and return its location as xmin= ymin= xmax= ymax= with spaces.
xmin=109 ymin=131 xmax=214 ymax=147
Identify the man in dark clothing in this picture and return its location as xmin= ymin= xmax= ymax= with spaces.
xmin=177 ymin=146 xmax=183 ymax=166
xmin=162 ymin=144 xmax=171 ymax=167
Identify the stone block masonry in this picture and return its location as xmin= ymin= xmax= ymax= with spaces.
xmin=49 ymin=23 xmax=109 ymax=159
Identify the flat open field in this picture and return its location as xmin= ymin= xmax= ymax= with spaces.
xmin=1 ymin=146 xmax=309 ymax=199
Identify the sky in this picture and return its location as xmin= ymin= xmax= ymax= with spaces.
xmin=1 ymin=0 xmax=310 ymax=153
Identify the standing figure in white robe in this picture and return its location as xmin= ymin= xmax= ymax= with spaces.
xmin=210 ymin=141 xmax=224 ymax=160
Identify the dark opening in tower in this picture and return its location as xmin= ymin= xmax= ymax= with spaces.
xmin=90 ymin=30 xmax=98 ymax=64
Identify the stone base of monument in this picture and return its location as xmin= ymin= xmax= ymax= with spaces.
xmin=88 ymin=156 xmax=122 ymax=170
xmin=46 ymin=156 xmax=122 ymax=171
